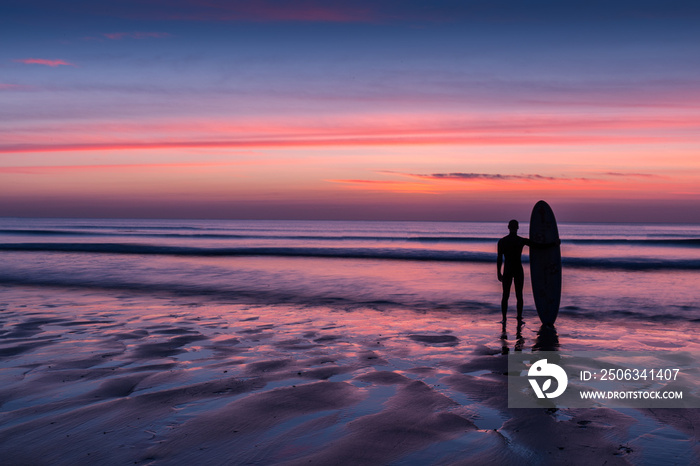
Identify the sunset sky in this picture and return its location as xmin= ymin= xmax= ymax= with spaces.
xmin=2 ymin=1 xmax=700 ymax=222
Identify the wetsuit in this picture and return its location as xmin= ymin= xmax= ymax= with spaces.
xmin=497 ymin=233 xmax=532 ymax=320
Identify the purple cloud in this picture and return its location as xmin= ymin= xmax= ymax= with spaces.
xmin=103 ymin=32 xmax=171 ymax=40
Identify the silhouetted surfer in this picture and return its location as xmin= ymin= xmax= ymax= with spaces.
xmin=497 ymin=220 xmax=530 ymax=324
xmin=497 ymin=219 xmax=559 ymax=326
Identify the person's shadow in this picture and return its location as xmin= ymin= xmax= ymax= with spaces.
xmin=532 ymin=324 xmax=559 ymax=351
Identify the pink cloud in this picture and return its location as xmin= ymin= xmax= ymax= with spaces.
xmin=155 ymin=1 xmax=376 ymax=23
xmin=603 ymin=172 xmax=663 ymax=179
xmin=328 ymin=173 xmax=623 ymax=196
xmin=103 ymin=32 xmax=171 ymax=40
xmin=14 ymin=58 xmax=75 ymax=67
xmin=407 ymin=172 xmax=562 ymax=182
xmin=3 ymin=113 xmax=697 ymax=148
xmin=386 ymin=171 xmax=670 ymax=184
xmin=0 ymin=83 xmax=29 ymax=90
xmin=0 ymin=162 xmax=238 ymax=175
xmin=0 ymin=133 xmax=673 ymax=155
xmin=2 ymin=113 xmax=695 ymax=156
xmin=0 ymin=159 xmax=304 ymax=175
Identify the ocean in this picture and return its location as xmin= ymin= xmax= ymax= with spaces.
xmin=1 ymin=217 xmax=699 ymax=323
xmin=2 ymin=217 xmax=700 ymax=464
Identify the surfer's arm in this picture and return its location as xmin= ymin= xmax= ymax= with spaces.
xmin=524 ymin=237 xmax=561 ymax=249
xmin=496 ymin=241 xmax=503 ymax=282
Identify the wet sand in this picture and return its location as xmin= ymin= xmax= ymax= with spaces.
xmin=1 ymin=286 xmax=699 ymax=465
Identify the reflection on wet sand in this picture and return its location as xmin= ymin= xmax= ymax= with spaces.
xmin=515 ymin=321 xmax=525 ymax=352
xmin=500 ymin=320 xmax=528 ymax=354
xmin=0 ymin=287 xmax=698 ymax=465
xmin=533 ymin=324 xmax=560 ymax=351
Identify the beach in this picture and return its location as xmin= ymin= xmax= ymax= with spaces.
xmin=1 ymin=219 xmax=699 ymax=464
xmin=5 ymin=1 xmax=700 ymax=463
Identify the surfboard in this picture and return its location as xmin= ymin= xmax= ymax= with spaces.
xmin=529 ymin=200 xmax=562 ymax=326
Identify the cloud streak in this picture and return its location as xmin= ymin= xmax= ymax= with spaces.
xmin=0 ymin=134 xmax=675 ymax=155
xmin=14 ymin=58 xmax=75 ymax=67
xmin=392 ymin=171 xmax=665 ymax=183
xmin=409 ymin=173 xmax=561 ymax=181
xmin=328 ymin=170 xmax=668 ymax=195
xmin=3 ymin=111 xmax=694 ymax=157
xmin=330 ymin=170 xmax=673 ymax=196
xmin=0 ymin=83 xmax=30 ymax=90
xmin=0 ymin=161 xmax=258 ymax=175
xmin=603 ymin=172 xmax=662 ymax=179
xmin=103 ymin=32 xmax=171 ymax=40
xmin=54 ymin=0 xmax=700 ymax=24
xmin=125 ymin=0 xmax=381 ymax=23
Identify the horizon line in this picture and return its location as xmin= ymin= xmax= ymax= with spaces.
xmin=1 ymin=215 xmax=698 ymax=226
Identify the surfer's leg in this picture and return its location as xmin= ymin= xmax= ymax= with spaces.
xmin=501 ymin=273 xmax=513 ymax=322
xmin=514 ymin=268 xmax=524 ymax=320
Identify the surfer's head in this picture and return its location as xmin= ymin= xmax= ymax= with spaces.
xmin=508 ymin=219 xmax=519 ymax=232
